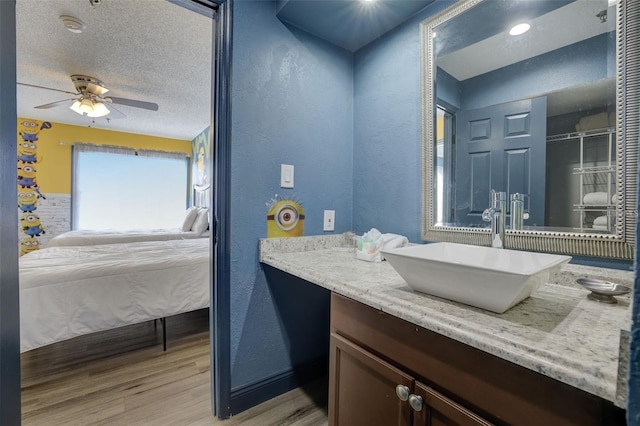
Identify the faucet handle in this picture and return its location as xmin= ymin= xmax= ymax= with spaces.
xmin=482 ymin=208 xmax=495 ymax=222
xmin=511 ymin=193 xmax=529 ymax=201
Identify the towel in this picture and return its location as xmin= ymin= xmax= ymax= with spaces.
xmin=593 ymin=215 xmax=608 ymax=226
xmin=583 ymin=192 xmax=609 ymax=205
xmin=575 ymin=112 xmax=616 ymax=132
xmin=592 ymin=224 xmax=609 ymax=231
xmin=356 ymin=228 xmax=409 ymax=262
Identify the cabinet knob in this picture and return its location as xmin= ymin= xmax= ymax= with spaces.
xmin=409 ymin=394 xmax=423 ymax=412
xmin=395 ymin=385 xmax=410 ymax=401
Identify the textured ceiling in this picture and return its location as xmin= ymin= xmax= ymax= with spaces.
xmin=16 ymin=0 xmax=213 ymax=141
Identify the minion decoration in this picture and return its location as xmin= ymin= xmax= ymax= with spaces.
xmin=18 ymin=187 xmax=39 ymax=212
xmin=21 ymin=213 xmax=45 ymax=237
xmin=266 ymin=194 xmax=305 ymax=238
xmin=18 ymin=140 xmax=39 ymax=163
xmin=20 ymin=237 xmax=41 ymax=256
xmin=19 ymin=120 xmax=40 ymax=142
xmin=16 ymin=120 xmax=51 ymax=255
xmin=18 ymin=164 xmax=38 ymax=188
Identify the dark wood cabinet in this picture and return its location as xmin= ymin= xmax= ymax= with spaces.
xmin=328 ymin=293 xmax=625 ymax=426
xmin=329 ymin=331 xmax=492 ymax=426
xmin=329 ymin=333 xmax=412 ymax=426
xmin=412 ymin=382 xmax=492 ymax=426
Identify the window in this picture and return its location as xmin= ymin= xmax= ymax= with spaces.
xmin=72 ymin=144 xmax=188 ymax=230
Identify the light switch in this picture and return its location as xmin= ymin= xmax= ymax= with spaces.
xmin=280 ymin=164 xmax=294 ymax=188
xmin=323 ymin=210 xmax=335 ymax=231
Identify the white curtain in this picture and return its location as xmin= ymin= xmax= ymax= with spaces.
xmin=137 ymin=148 xmax=188 ymax=161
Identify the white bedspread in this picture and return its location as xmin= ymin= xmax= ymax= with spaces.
xmin=20 ymin=238 xmax=210 ymax=352
xmin=47 ymin=228 xmax=209 ymax=247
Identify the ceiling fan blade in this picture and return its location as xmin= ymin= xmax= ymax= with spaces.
xmin=34 ymin=99 xmax=75 ymax=109
xmin=18 ymin=82 xmax=78 ymax=96
xmin=108 ymin=97 xmax=159 ymax=111
xmin=86 ymin=82 xmax=109 ymax=97
xmin=103 ymin=102 xmax=126 ymax=119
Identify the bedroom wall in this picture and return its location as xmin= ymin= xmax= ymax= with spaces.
xmin=229 ymin=0 xmax=353 ymax=412
xmin=16 ymin=117 xmax=190 ymax=250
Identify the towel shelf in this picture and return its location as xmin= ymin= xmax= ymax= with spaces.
xmin=572 ymin=165 xmax=616 ymax=175
xmin=573 ymin=204 xmax=615 ymax=210
xmin=547 ymin=128 xmax=616 ymax=232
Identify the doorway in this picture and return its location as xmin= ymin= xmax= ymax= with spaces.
xmin=0 ymin=0 xmax=232 ymax=422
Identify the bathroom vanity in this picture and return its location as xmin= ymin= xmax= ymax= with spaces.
xmin=260 ymin=235 xmax=631 ymax=425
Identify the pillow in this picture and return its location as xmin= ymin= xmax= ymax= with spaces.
xmin=181 ymin=206 xmax=200 ymax=231
xmin=191 ymin=208 xmax=209 ymax=235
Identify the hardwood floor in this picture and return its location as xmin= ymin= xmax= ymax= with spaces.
xmin=21 ymin=309 xmax=329 ymax=425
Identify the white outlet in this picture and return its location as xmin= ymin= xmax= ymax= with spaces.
xmin=323 ymin=210 xmax=335 ymax=232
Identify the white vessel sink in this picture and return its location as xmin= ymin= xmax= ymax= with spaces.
xmin=381 ymin=243 xmax=571 ymax=313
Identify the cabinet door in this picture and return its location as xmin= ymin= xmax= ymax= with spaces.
xmin=329 ymin=333 xmax=413 ymax=426
xmin=412 ymin=382 xmax=493 ymax=426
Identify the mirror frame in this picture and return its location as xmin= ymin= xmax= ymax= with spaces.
xmin=420 ymin=0 xmax=638 ymax=259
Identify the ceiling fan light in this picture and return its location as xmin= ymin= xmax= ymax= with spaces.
xmin=88 ymin=101 xmax=110 ymax=117
xmin=69 ymin=99 xmax=84 ymax=115
xmin=79 ymin=98 xmax=93 ymax=114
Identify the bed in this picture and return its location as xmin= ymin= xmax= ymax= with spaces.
xmin=19 ymin=238 xmax=209 ymax=353
xmin=48 ymin=184 xmax=212 ymax=248
xmin=47 ymin=227 xmax=209 ymax=247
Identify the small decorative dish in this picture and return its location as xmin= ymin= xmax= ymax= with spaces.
xmin=575 ymin=278 xmax=631 ymax=304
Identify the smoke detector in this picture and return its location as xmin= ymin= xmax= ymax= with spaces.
xmin=60 ymin=15 xmax=86 ymax=34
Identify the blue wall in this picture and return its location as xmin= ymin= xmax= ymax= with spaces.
xmin=353 ymin=0 xmax=455 ymax=243
xmin=461 ymin=32 xmax=615 ymax=110
xmin=436 ymin=67 xmax=461 ymax=110
xmin=632 ymin=243 xmax=640 ymax=423
xmin=230 ymin=0 xmax=353 ymax=395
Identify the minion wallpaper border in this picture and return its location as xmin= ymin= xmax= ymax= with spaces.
xmin=17 ymin=119 xmax=52 ymax=256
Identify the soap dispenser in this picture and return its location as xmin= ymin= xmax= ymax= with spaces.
xmin=510 ymin=193 xmax=526 ymax=230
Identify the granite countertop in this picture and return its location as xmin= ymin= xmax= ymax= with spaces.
xmin=259 ymin=235 xmax=633 ymax=408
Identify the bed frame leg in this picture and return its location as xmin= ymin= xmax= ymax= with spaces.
xmin=160 ymin=317 xmax=167 ymax=351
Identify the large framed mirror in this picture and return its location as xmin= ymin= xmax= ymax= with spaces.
xmin=421 ymin=0 xmax=638 ymax=259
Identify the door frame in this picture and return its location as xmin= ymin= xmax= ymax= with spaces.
xmin=0 ymin=1 xmax=21 ymax=425
xmin=0 ymin=0 xmax=234 ymax=421
xmin=210 ymin=0 xmax=233 ymax=419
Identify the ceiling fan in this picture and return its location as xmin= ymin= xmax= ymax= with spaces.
xmin=17 ymin=75 xmax=159 ymax=119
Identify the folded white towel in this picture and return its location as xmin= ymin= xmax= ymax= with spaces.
xmin=593 ymin=215 xmax=608 ymax=226
xmin=379 ymin=234 xmax=409 ymax=260
xmin=592 ymin=224 xmax=609 ymax=230
xmin=583 ymin=192 xmax=608 ymax=205
xmin=356 ymin=228 xmax=409 ymax=263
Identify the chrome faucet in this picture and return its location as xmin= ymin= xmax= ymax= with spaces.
xmin=482 ymin=189 xmax=506 ymax=248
